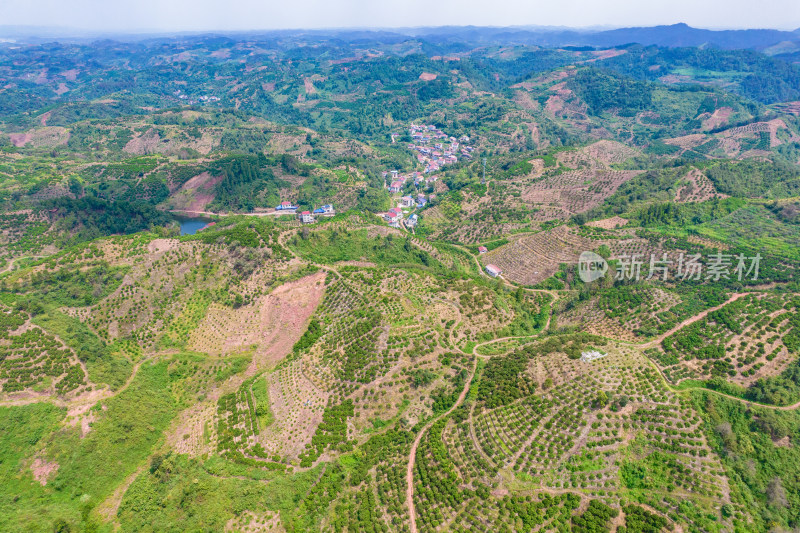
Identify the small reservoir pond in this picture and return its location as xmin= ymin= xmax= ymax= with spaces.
xmin=177 ymin=218 xmax=211 ymax=235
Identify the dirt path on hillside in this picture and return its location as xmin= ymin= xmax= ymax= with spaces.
xmin=474 ymin=334 xmax=538 ymax=355
xmin=641 ymin=292 xmax=747 ymax=349
xmin=0 ymin=257 xmax=17 ymax=274
xmin=0 ymin=353 xmax=158 ymax=410
xmin=468 ymin=287 xmax=559 ymax=355
xmin=643 ymin=354 xmax=800 ymax=411
xmin=0 ymin=255 xmax=48 ymax=274
xmin=169 ymin=208 xmax=286 ymax=217
xmin=461 ymin=240 xmax=561 ymax=329
xmin=406 ymin=356 xmax=477 ymax=533
xmin=95 ymin=463 xmax=146 ymax=525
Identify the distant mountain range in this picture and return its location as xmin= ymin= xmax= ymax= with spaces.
xmin=391 ymin=23 xmax=800 ymax=53
xmin=2 ymin=22 xmax=800 ymax=53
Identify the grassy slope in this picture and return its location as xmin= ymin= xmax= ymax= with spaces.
xmin=0 ymin=360 xmax=178 ymax=532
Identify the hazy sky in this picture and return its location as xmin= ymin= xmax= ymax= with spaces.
xmin=1 ymin=0 xmax=799 ymax=33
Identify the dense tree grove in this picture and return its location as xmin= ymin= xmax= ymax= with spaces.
xmin=634 ymin=198 xmax=745 ymax=227
xmin=299 ymin=400 xmax=355 ymax=467
xmin=568 ymin=68 xmax=653 ymax=116
xmin=747 ymin=357 xmax=800 ymax=405
xmin=705 ymin=160 xmax=800 ymax=198
xmin=572 ymin=499 xmax=618 ymax=532
xmin=478 ymin=349 xmax=536 ymax=409
xmin=620 ymin=504 xmax=670 ymax=532
xmin=599 ymin=45 xmax=800 ymax=103
xmin=44 ymin=196 xmax=172 ymax=240
xmin=208 ymin=155 xmax=289 ymax=211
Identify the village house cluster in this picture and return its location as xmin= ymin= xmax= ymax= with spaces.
xmin=173 ymin=90 xmax=221 ymax=104
xmin=380 ymin=169 xmax=433 ymax=229
xmin=383 ymin=207 xmax=418 ymax=229
xmin=407 ymin=124 xmax=473 ymax=173
xmin=381 ymin=194 xmax=422 ymax=228
xmin=384 ymin=169 xmax=438 ymax=195
xmin=378 ymin=124 xmax=474 ymax=229
xmin=274 ymin=201 xmax=335 ymax=224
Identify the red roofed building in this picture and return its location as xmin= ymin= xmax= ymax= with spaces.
xmin=276 ymin=201 xmax=297 ymax=211
xmin=485 ymin=264 xmax=503 ymax=277
xmin=399 ymin=196 xmax=415 ymax=208
xmin=384 ymin=207 xmax=403 ymax=227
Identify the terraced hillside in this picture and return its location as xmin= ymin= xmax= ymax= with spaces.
xmin=2 ymin=27 xmax=800 ymax=533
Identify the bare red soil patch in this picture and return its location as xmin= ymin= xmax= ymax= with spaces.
xmin=60 ymin=69 xmax=79 ymax=81
xmin=168 ymin=171 xmax=223 ymax=212
xmin=557 ymin=140 xmax=640 ymax=168
xmin=9 ymin=133 xmax=32 ymax=147
xmin=586 ymin=216 xmax=628 ymax=229
xmin=30 ymin=457 xmax=59 ymax=486
xmin=664 ymin=133 xmax=706 ymax=151
xmin=586 ymin=49 xmax=627 ymax=61
xmin=210 ymin=48 xmax=231 ymax=59
xmin=701 ymin=107 xmax=733 ymax=130
xmin=773 ymin=101 xmax=800 ymax=115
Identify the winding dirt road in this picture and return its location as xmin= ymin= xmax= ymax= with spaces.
xmin=641 ymin=292 xmax=747 ymax=349
xmin=169 ymin=208 xmax=286 ymax=218
xmin=0 ymin=255 xmax=47 ymax=274
xmin=406 ymin=356 xmax=477 ymax=533
xmin=0 ymin=353 xmax=158 ymax=409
